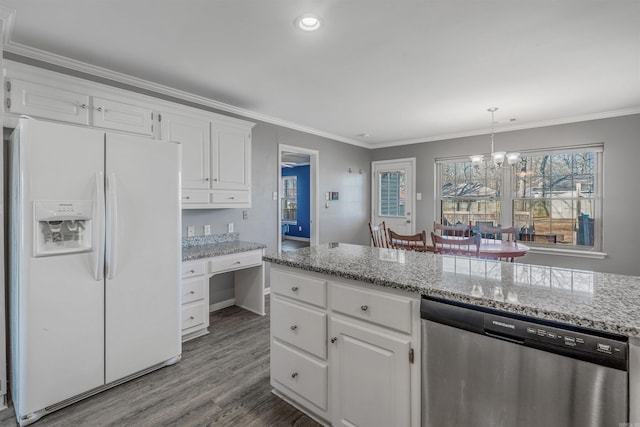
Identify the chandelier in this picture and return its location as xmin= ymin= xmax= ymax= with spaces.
xmin=470 ymin=107 xmax=519 ymax=168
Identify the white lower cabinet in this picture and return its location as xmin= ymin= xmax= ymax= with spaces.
xmin=269 ymin=265 xmax=420 ymax=426
xmin=181 ymin=261 xmax=210 ymax=341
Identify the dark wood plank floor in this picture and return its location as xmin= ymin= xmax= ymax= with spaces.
xmin=0 ymin=297 xmax=321 ymax=427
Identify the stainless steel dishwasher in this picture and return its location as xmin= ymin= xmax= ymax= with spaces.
xmin=421 ymin=297 xmax=628 ymax=427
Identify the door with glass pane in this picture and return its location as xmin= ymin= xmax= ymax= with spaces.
xmin=372 ymin=159 xmax=415 ymax=236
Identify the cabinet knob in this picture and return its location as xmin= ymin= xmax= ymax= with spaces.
xmin=360 ymin=305 xmax=369 ymax=311
xmin=189 ymin=290 xmax=195 ymax=294
xmin=96 ymin=106 xmax=103 ymax=112
xmin=291 ymin=372 xmax=298 ymax=379
xmin=229 ymin=197 xmax=235 ymax=200
xmin=189 ymin=269 xmax=195 ymax=273
xmin=330 ymin=337 xmax=337 ymax=343
xmin=291 ymin=286 xmax=299 ymax=292
xmin=204 ymin=178 xmax=209 ymax=181
xmin=80 ymin=103 xmax=87 ymax=109
xmin=290 ymin=325 xmax=298 ymax=331
xmin=189 ymin=316 xmax=195 ymax=320
xmin=233 ymin=261 xmax=241 ymax=265
xmin=184 ymin=196 xmax=191 ymax=200
xmin=213 ymin=178 xmax=218 ymax=182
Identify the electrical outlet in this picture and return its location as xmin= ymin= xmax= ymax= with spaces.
xmin=204 ymin=225 xmax=211 ymax=236
xmin=228 ymin=223 xmax=234 ymax=233
xmin=187 ymin=225 xmax=195 ymax=237
xmin=242 ymin=210 xmax=248 ymax=220
xmin=299 ymin=226 xmax=302 ymax=231
xmin=272 ymin=191 xmax=278 ymax=201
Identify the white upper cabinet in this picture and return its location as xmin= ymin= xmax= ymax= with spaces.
xmin=3 ymin=60 xmax=255 ymax=210
xmin=160 ymin=111 xmax=211 ymax=190
xmin=211 ymin=121 xmax=251 ymax=190
xmin=92 ymin=96 xmax=154 ymax=136
xmin=7 ymin=78 xmax=90 ymax=125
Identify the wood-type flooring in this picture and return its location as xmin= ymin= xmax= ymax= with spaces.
xmin=0 ymin=297 xmax=321 ymax=427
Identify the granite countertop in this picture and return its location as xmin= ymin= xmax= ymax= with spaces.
xmin=263 ymin=243 xmax=640 ymax=337
xmin=182 ymin=238 xmax=266 ymax=261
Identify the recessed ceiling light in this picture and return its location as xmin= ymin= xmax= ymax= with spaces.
xmin=295 ymin=14 xmax=321 ymax=32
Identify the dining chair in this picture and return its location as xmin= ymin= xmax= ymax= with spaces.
xmin=430 ymin=232 xmax=481 ymax=257
xmin=433 ymin=221 xmax=470 ymax=237
xmin=388 ymin=229 xmax=428 ymax=252
xmin=368 ymin=221 xmax=390 ymax=248
xmin=478 ymin=224 xmax=519 ymax=261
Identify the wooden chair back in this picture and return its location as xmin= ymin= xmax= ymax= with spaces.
xmin=388 ymin=229 xmax=428 ymax=252
xmin=478 ymin=225 xmax=519 ymax=242
xmin=368 ymin=221 xmax=390 ymax=248
xmin=478 ymin=225 xmax=519 ymax=262
xmin=431 ymin=232 xmax=481 ymax=257
xmin=433 ymin=221 xmax=469 ymax=237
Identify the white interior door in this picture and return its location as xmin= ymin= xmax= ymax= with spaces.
xmin=104 ymin=133 xmax=181 ymax=383
xmin=372 ymin=159 xmax=416 ymax=236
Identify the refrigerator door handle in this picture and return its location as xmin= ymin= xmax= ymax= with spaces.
xmin=93 ymin=171 xmax=105 ymax=281
xmin=106 ymin=172 xmax=119 ymax=280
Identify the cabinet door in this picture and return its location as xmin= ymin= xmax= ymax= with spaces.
xmin=8 ymin=78 xmax=90 ymax=125
xmin=330 ymin=317 xmax=412 ymax=427
xmin=160 ymin=112 xmax=211 ymax=189
xmin=93 ymin=96 xmax=154 ymax=136
xmin=211 ymin=122 xmax=250 ymax=190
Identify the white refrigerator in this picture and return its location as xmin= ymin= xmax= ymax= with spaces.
xmin=9 ymin=116 xmax=182 ymax=426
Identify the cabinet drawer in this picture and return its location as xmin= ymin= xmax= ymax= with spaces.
xmin=182 ymin=301 xmax=208 ymax=332
xmin=271 ymin=297 xmax=326 ymax=359
xmin=272 ymin=339 xmax=328 ymax=411
xmin=182 ymin=190 xmax=209 ymax=204
xmin=211 ymin=190 xmax=249 ymax=204
xmin=330 ymin=282 xmax=413 ymax=334
xmin=182 ymin=276 xmax=206 ymax=304
xmin=182 ymin=262 xmax=206 ymax=278
xmin=208 ymin=250 xmax=262 ymax=274
xmin=271 ymin=268 xmax=326 ymax=308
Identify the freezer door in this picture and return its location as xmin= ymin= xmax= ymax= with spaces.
xmin=104 ymin=132 xmax=181 ymax=383
xmin=11 ymin=118 xmax=105 ymax=416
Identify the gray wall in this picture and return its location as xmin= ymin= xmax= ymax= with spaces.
xmin=372 ymin=114 xmax=640 ymax=276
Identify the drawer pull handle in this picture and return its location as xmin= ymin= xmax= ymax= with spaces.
xmin=189 ymin=290 xmax=195 ymax=294
xmin=189 ymin=269 xmax=195 ymax=273
xmin=184 ymin=196 xmax=191 ymax=200
xmin=189 ymin=316 xmax=195 ymax=320
xmin=291 ymin=372 xmax=298 ymax=379
xmin=291 ymin=286 xmax=299 ymax=292
xmin=229 ymin=197 xmax=235 ymax=200
xmin=330 ymin=337 xmax=337 ymax=343
xmin=360 ymin=305 xmax=369 ymax=311
xmin=290 ymin=325 xmax=298 ymax=331
xmin=233 ymin=261 xmax=241 ymax=264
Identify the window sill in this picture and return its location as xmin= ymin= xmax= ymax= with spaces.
xmin=527 ymin=246 xmax=607 ymax=259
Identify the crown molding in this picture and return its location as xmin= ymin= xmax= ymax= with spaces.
xmin=369 ymin=107 xmax=640 ymax=149
xmin=0 ymin=6 xmax=15 ymax=45
xmin=2 ymin=39 xmax=370 ymax=148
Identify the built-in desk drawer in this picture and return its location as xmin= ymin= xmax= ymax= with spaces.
xmin=271 ymin=268 xmax=326 ymax=308
xmin=271 ymin=339 xmax=328 ymax=412
xmin=271 ymin=296 xmax=326 ymax=359
xmin=182 ymin=190 xmax=209 ymax=204
xmin=211 ymin=190 xmax=249 ymax=204
xmin=208 ymin=250 xmax=262 ymax=274
xmin=182 ymin=262 xmax=206 ymax=278
xmin=182 ymin=276 xmax=206 ymax=304
xmin=330 ymin=282 xmax=413 ymax=334
xmin=182 ymin=301 xmax=208 ymax=333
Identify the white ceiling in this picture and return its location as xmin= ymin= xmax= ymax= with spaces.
xmin=1 ymin=0 xmax=639 ymax=148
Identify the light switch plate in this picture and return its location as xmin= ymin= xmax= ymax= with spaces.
xmin=416 ymin=193 xmax=422 ymax=200
xmin=187 ymin=225 xmax=195 ymax=237
xmin=272 ymin=191 xmax=278 ymax=200
xmin=204 ymin=225 xmax=211 ymax=236
xmin=228 ymin=223 xmax=234 ymax=233
xmin=242 ymin=210 xmax=249 ymax=220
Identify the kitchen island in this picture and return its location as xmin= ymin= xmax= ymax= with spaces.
xmin=264 ymin=243 xmax=640 ymax=426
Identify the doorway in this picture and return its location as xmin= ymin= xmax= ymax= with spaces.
xmin=277 ymin=145 xmax=319 ymax=253
xmin=371 ymin=158 xmax=416 ymax=237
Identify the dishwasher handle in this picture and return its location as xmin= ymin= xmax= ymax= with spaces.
xmin=485 ymin=330 xmax=525 ymax=345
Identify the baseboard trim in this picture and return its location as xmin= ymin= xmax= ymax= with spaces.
xmin=283 ymin=236 xmax=310 ymax=242
xmin=210 ymin=298 xmax=235 ymax=312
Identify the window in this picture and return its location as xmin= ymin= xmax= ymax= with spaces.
xmin=281 ymin=176 xmax=297 ymax=224
xmin=379 ymin=171 xmax=406 ymax=217
xmin=436 ymin=145 xmax=603 ymax=251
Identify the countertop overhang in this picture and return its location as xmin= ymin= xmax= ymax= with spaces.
xmin=182 ymin=240 xmax=266 ymax=261
xmin=264 ymin=243 xmax=640 ymax=337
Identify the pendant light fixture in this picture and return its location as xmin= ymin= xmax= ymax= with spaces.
xmin=470 ymin=107 xmax=519 ymax=168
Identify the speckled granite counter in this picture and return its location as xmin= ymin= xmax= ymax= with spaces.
xmin=182 ymin=240 xmax=266 ymax=261
xmin=264 ymin=243 xmax=640 ymax=337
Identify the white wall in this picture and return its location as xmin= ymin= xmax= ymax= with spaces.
xmin=372 ymin=114 xmax=640 ymax=276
